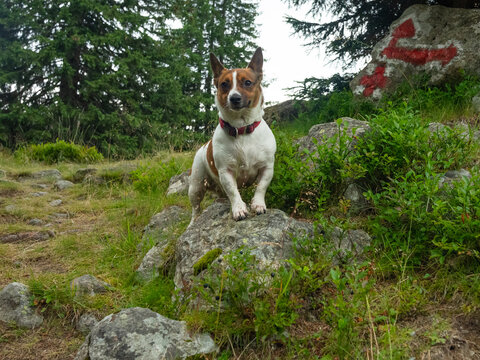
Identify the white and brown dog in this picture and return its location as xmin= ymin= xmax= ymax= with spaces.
xmin=188 ymin=47 xmax=276 ymax=224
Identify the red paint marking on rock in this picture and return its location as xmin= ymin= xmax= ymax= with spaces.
xmin=359 ymin=66 xmax=387 ymax=97
xmin=382 ymin=18 xmax=457 ymax=66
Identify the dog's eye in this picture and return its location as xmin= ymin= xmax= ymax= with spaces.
xmin=244 ymin=80 xmax=252 ymax=87
xmin=221 ymin=81 xmax=229 ymax=90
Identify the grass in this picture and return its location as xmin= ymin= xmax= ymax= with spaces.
xmin=1 ymin=77 xmax=480 ymax=359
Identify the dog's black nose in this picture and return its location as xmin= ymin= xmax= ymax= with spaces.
xmin=229 ymin=94 xmax=242 ymax=105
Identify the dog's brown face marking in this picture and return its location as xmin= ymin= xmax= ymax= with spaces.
xmin=210 ymin=48 xmax=263 ymax=111
xmin=215 ymin=69 xmax=262 ymax=110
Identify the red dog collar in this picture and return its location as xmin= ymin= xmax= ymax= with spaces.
xmin=219 ymin=118 xmax=261 ymax=137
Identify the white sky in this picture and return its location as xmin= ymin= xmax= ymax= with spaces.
xmin=257 ymin=0 xmax=339 ymax=103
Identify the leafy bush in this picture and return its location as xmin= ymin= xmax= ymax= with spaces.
xmin=269 ymin=119 xmax=364 ymax=216
xmin=367 ymin=167 xmax=480 ymax=263
xmin=15 ymin=139 xmax=103 ymax=164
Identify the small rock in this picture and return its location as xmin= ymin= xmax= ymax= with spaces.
xmin=76 ymin=313 xmax=99 ymax=334
xmin=0 ymin=230 xmax=54 ymax=244
xmin=31 ymin=169 xmax=62 ymax=180
xmin=0 ymin=169 xmax=6 ymax=178
xmin=166 ymin=171 xmax=190 ymax=196
xmin=4 ymin=204 xmax=16 ymax=213
xmin=343 ymin=183 xmax=368 ymax=215
xmin=73 ymin=168 xmax=97 ymax=183
xmin=330 ymin=227 xmax=371 ymax=264
xmin=49 ymin=199 xmax=63 ymax=207
xmin=82 ymin=174 xmax=106 ymax=185
xmin=440 ymin=169 xmax=472 ymax=188
xmin=74 ymin=307 xmax=216 ymax=360
xmin=31 ymin=191 xmax=48 ymax=197
xmin=71 ymin=275 xmax=111 ymax=298
xmin=0 ymin=282 xmax=43 ymax=328
xmin=473 ymin=94 xmax=480 ymax=113
xmin=32 ymin=183 xmax=48 ymax=189
xmin=28 ymin=218 xmax=45 ymax=226
xmin=54 ymin=180 xmax=74 ymax=191
xmin=50 ymin=213 xmax=69 ymax=219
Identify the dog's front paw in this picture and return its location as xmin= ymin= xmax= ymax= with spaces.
xmin=251 ymin=199 xmax=267 ymax=215
xmin=232 ymin=201 xmax=249 ymax=221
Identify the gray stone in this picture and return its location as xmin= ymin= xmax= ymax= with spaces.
xmin=31 ymin=169 xmax=62 ymax=180
xmin=174 ymin=201 xmax=314 ymax=291
xmin=296 ymin=117 xmax=371 ymax=158
xmin=166 ymin=171 xmax=190 ymax=196
xmin=76 ymin=313 xmax=99 ymax=334
xmin=0 ymin=282 xmax=43 ymax=328
xmin=343 ymin=183 xmax=368 ymax=215
xmin=54 ymin=180 xmax=74 ymax=191
xmin=32 ymin=183 xmax=48 ymax=189
xmin=73 ymin=168 xmax=97 ymax=183
xmin=82 ymin=174 xmax=106 ymax=185
xmin=330 ymin=227 xmax=371 ymax=264
xmin=473 ymin=94 xmax=480 ymax=113
xmin=28 ymin=218 xmax=45 ymax=226
xmin=136 ymin=206 xmax=189 ymax=280
xmin=31 ymin=191 xmax=48 ymax=197
xmin=71 ymin=275 xmax=111 ymax=298
xmin=0 ymin=230 xmax=55 ymax=244
xmin=74 ymin=307 xmax=216 ymax=360
xmin=263 ymin=100 xmax=307 ymax=126
xmin=4 ymin=204 xmax=16 ymax=213
xmin=351 ymin=5 xmax=480 ymax=101
xmin=49 ymin=199 xmax=63 ymax=207
xmin=440 ymin=169 xmax=472 ymax=188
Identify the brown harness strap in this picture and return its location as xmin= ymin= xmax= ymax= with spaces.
xmin=206 ymin=140 xmax=219 ymax=177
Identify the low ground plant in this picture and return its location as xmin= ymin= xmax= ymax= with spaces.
xmin=14 ymin=139 xmax=103 ymax=164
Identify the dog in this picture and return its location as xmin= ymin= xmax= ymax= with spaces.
xmin=188 ymin=47 xmax=276 ymax=224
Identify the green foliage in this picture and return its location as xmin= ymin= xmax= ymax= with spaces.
xmin=322 ymin=264 xmax=374 ymax=358
xmin=269 ymin=119 xmax=365 ymax=216
xmin=14 ymin=140 xmax=103 ymax=164
xmin=191 ymin=247 xmax=299 ymax=344
xmin=367 ymin=168 xmax=480 ymax=263
xmin=130 ymin=159 xmax=182 ymax=194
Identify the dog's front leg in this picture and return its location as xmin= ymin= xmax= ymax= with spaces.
xmin=219 ymin=169 xmax=248 ymax=221
xmin=251 ymin=165 xmax=274 ymax=215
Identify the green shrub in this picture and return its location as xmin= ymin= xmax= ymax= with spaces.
xmin=367 ymin=167 xmax=480 ymax=264
xmin=353 ymin=104 xmax=479 ymax=191
xmin=130 ymin=159 xmax=181 ymax=194
xmin=269 ymin=119 xmax=364 ymax=216
xmin=15 ymin=139 xmax=103 ymax=164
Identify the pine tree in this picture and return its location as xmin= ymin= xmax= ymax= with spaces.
xmin=174 ymin=0 xmax=259 ymax=132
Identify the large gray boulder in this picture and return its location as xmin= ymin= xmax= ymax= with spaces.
xmin=174 ymin=201 xmax=314 ymax=291
xmin=74 ymin=307 xmax=216 ymax=360
xmin=351 ymin=5 xmax=480 ymax=101
xmin=0 ymin=282 xmax=43 ymax=328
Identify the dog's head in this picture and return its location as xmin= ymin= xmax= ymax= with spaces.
xmin=210 ymin=47 xmax=263 ymax=112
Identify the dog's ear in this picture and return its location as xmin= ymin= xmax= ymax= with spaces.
xmin=210 ymin=53 xmax=225 ymax=87
xmin=247 ymin=47 xmax=263 ymax=76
